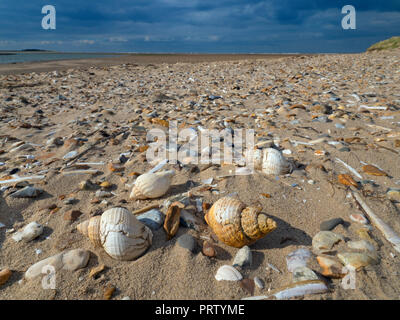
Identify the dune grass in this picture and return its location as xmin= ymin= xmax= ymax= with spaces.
xmin=367 ymin=36 xmax=400 ymax=52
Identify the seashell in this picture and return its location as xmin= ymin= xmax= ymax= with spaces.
xmin=362 ymin=164 xmax=388 ymax=176
xmin=337 ymin=252 xmax=377 ymax=271
xmin=215 ymin=265 xmax=243 ymax=281
xmin=12 ymin=222 xmax=43 ymax=242
xmin=164 ymin=201 xmax=184 ymax=240
xmin=205 ymin=197 xmax=277 ymax=248
xmin=271 ymin=280 xmax=329 ymax=300
xmin=286 ymin=248 xmax=312 ymax=273
xmin=338 ymin=174 xmax=358 ymax=187
xmin=77 ymin=207 xmax=153 ymax=260
xmin=261 ymin=148 xmax=291 ymax=175
xmin=129 ymin=170 xmax=175 ymax=200
xmin=312 ymin=231 xmax=344 ymax=254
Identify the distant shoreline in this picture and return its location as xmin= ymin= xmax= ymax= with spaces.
xmin=0 ymin=53 xmax=319 ymax=75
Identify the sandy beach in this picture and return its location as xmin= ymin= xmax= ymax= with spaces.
xmin=0 ymin=50 xmax=399 ymax=300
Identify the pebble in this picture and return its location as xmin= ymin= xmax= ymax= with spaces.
xmin=12 ymin=222 xmax=43 ymax=242
xmin=232 ymin=246 xmax=252 ymax=268
xmin=202 ymin=241 xmax=216 ymax=258
xmin=63 ymin=210 xmax=83 ymax=222
xmin=25 ymin=249 xmax=90 ymax=280
xmin=0 ymin=268 xmax=12 ymax=286
xmin=79 ymin=179 xmax=97 ymax=190
xmin=335 ymin=123 xmax=345 ymax=129
xmin=320 ymin=218 xmax=344 ymax=231
xmin=177 ymin=234 xmax=196 ymax=252
xmin=312 ymin=231 xmax=344 ymax=254
xmin=10 ymin=186 xmax=43 ymax=198
xmin=286 ymin=248 xmax=312 ymax=272
xmin=95 ymin=190 xmax=113 ymax=198
xmin=339 ymin=147 xmax=351 ymax=152
xmin=137 ymin=209 xmax=164 ymax=231
xmin=387 ymin=188 xmax=400 ymax=202
xmin=104 ymin=286 xmax=116 ymax=300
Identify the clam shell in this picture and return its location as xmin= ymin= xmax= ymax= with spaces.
xmin=215 ymin=265 xmax=243 ymax=281
xmin=129 ymin=170 xmax=175 ymax=200
xmin=205 ymin=197 xmax=277 ymax=248
xmin=261 ymin=148 xmax=291 ymax=175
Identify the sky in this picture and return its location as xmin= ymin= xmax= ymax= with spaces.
xmin=0 ymin=0 xmax=399 ymax=53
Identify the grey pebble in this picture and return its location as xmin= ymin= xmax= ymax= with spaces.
xmin=137 ymin=209 xmax=164 ymax=231
xmin=177 ymin=234 xmax=196 ymax=252
xmin=320 ymin=218 xmax=344 ymax=231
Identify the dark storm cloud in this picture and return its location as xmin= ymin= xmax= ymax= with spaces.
xmin=0 ymin=1 xmax=399 ymax=52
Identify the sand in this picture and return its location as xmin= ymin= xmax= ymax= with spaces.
xmin=0 ymin=50 xmax=400 ymax=300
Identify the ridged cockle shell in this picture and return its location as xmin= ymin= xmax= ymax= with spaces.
xmin=129 ymin=170 xmax=175 ymax=200
xmin=262 ymin=148 xmax=292 ymax=175
xmin=77 ymin=207 xmax=153 ymax=260
xmin=205 ymin=197 xmax=277 ymax=248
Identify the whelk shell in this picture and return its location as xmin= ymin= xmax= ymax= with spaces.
xmin=261 ymin=148 xmax=291 ymax=175
xmin=77 ymin=207 xmax=153 ymax=260
xmin=129 ymin=170 xmax=175 ymax=200
xmin=205 ymin=197 xmax=277 ymax=248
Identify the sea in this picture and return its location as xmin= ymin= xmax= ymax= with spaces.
xmin=0 ymin=52 xmax=120 ymax=64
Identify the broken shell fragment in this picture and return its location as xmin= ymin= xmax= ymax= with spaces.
xmin=312 ymin=231 xmax=344 ymax=254
xmin=215 ymin=265 xmax=243 ymax=281
xmin=272 ymin=280 xmax=329 ymax=300
xmin=163 ymin=201 xmax=184 ymax=240
xmin=362 ymin=165 xmax=388 ymax=176
xmin=77 ymin=207 xmax=153 ymax=260
xmin=286 ymin=248 xmax=312 ymax=273
xmin=129 ymin=170 xmax=175 ymax=200
xmin=337 ymin=252 xmax=377 ymax=271
xmin=316 ymin=256 xmax=348 ymax=279
xmin=261 ymin=148 xmax=292 ymax=175
xmin=205 ymin=197 xmax=277 ymax=248
xmin=338 ymin=174 xmax=358 ymax=188
xmin=12 ymin=222 xmax=43 ymax=242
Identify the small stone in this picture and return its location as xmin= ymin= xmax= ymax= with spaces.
xmin=339 ymin=147 xmax=351 ymax=152
xmin=312 ymin=231 xmax=344 ymax=254
xmin=104 ymin=286 xmax=116 ymax=300
xmin=387 ymin=188 xmax=400 ymax=202
xmin=337 ymin=252 xmax=377 ymax=271
xmin=63 ymin=151 xmax=78 ymax=160
xmin=100 ymin=181 xmax=112 ymax=189
xmin=12 ymin=222 xmax=43 ymax=242
xmin=177 ymin=234 xmax=196 ymax=252
xmin=292 ymin=266 xmax=319 ymax=283
xmin=95 ymin=190 xmax=112 ymax=198
xmin=240 ymin=278 xmax=255 ymax=295
xmin=11 ymin=186 xmax=43 ymax=198
xmin=232 ymin=246 xmax=252 ymax=268
xmin=202 ymin=241 xmax=216 ymax=258
xmin=0 ymin=268 xmax=12 ymax=286
xmin=335 ymin=123 xmax=345 ymax=129
xmin=108 ymin=162 xmax=124 ymax=172
xmin=63 ymin=210 xmax=83 ymax=222
xmin=79 ymin=180 xmax=97 ymax=190
xmin=64 ymin=197 xmax=78 ymax=205
xmin=320 ymin=218 xmax=344 ymax=231
xmin=25 ymin=249 xmax=90 ymax=280
xmin=137 ymin=209 xmax=164 ymax=231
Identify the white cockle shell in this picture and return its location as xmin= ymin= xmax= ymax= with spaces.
xmin=262 ymin=148 xmax=292 ymax=175
xmin=77 ymin=207 xmax=153 ymax=260
xmin=215 ymin=265 xmax=243 ymax=281
xmin=129 ymin=170 xmax=175 ymax=200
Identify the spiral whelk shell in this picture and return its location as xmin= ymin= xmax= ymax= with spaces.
xmin=262 ymin=148 xmax=292 ymax=175
xmin=129 ymin=170 xmax=175 ymax=200
xmin=205 ymin=197 xmax=277 ymax=248
xmin=77 ymin=207 xmax=153 ymax=260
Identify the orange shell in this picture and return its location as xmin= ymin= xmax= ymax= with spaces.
xmin=205 ymin=197 xmax=277 ymax=248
